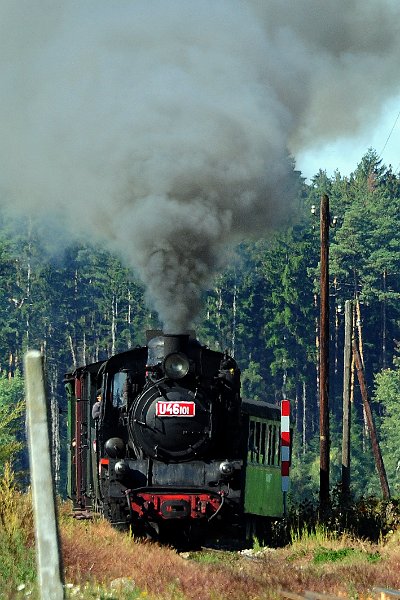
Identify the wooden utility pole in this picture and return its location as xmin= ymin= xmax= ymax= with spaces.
xmin=352 ymin=340 xmax=390 ymax=500
xmin=341 ymin=300 xmax=353 ymax=496
xmin=319 ymin=194 xmax=330 ymax=507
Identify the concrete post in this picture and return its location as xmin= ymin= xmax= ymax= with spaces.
xmin=24 ymin=350 xmax=64 ymax=600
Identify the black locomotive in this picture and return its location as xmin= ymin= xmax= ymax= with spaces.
xmin=65 ymin=331 xmax=289 ymax=540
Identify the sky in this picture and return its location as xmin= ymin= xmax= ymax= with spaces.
xmin=296 ymin=95 xmax=400 ymax=181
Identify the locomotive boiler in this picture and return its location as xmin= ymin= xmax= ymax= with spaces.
xmin=65 ymin=331 xmax=290 ymax=540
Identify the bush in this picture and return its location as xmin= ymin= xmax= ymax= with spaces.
xmin=0 ymin=463 xmax=36 ymax=597
xmin=283 ymin=490 xmax=400 ymax=545
xmin=0 ymin=371 xmax=25 ymax=471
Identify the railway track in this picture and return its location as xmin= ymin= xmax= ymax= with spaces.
xmin=279 ymin=588 xmax=400 ymax=600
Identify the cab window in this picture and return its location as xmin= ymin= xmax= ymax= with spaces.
xmin=111 ymin=372 xmax=128 ymax=408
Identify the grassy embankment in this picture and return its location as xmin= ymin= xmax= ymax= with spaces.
xmin=2 ymin=466 xmax=400 ymax=600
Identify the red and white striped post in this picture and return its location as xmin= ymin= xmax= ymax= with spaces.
xmin=281 ymin=399 xmax=291 ymax=514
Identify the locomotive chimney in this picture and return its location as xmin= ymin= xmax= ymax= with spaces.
xmin=163 ymin=334 xmax=189 ymax=357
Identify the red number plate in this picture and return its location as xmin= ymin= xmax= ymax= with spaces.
xmin=156 ymin=401 xmax=195 ymax=417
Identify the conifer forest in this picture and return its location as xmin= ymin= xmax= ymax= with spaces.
xmin=1 ymin=150 xmax=400 ymax=502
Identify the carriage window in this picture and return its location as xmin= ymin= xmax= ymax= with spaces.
xmin=247 ymin=419 xmax=282 ymax=466
xmin=248 ymin=418 xmax=283 ymax=466
xmin=255 ymin=421 xmax=261 ymax=463
xmin=271 ymin=425 xmax=277 ymax=465
xmin=267 ymin=424 xmax=273 ymax=464
xmin=111 ymin=372 xmax=128 ymax=408
xmin=248 ymin=420 xmax=256 ymax=462
xmin=248 ymin=419 xmax=266 ymax=464
xmin=261 ymin=423 xmax=266 ymax=464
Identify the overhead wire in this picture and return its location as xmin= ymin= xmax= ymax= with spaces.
xmin=378 ymin=108 xmax=400 ymax=172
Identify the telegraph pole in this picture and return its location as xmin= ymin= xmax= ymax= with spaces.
xmin=319 ymin=194 xmax=330 ymax=508
xmin=341 ymin=299 xmax=353 ymax=496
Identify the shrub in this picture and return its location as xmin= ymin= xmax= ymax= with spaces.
xmin=0 ymin=463 xmax=36 ymax=596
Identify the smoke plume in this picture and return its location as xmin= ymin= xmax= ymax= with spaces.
xmin=1 ymin=1 xmax=400 ymax=331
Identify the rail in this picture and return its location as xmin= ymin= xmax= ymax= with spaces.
xmin=279 ymin=588 xmax=400 ymax=600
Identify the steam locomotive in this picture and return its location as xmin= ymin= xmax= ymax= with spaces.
xmin=65 ymin=331 xmax=290 ymax=540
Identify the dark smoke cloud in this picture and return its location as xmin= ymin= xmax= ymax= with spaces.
xmin=1 ymin=1 xmax=399 ymax=331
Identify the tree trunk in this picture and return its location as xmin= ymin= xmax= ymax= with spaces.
xmin=382 ymin=269 xmax=387 ymax=369
xmin=111 ymin=293 xmax=117 ymax=356
xmin=319 ymin=193 xmax=330 ymax=507
xmin=302 ymin=380 xmax=307 ymax=454
xmin=68 ymin=334 xmax=77 ymax=369
xmin=231 ymin=281 xmax=237 ymax=358
xmin=8 ymin=353 xmax=14 ymax=379
xmin=82 ymin=332 xmax=87 ymax=365
xmin=127 ymin=289 xmax=132 ymax=348
xmin=355 ymin=297 xmax=368 ymax=448
xmin=49 ymin=369 xmax=61 ymax=490
xmin=342 ymin=300 xmax=353 ymax=496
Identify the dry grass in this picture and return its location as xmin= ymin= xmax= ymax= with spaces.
xmin=61 ymin=513 xmax=262 ymax=599
xmin=237 ymin=528 xmax=400 ymax=598
xmin=0 ymin=462 xmax=34 ymax=539
xmin=3 ymin=482 xmax=400 ymax=599
xmin=59 ymin=510 xmax=400 ymax=600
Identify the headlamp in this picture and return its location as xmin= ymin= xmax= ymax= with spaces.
xmin=219 ymin=461 xmax=234 ymax=476
xmin=114 ymin=460 xmax=130 ymax=478
xmin=163 ymin=352 xmax=190 ymax=379
xmin=105 ymin=437 xmax=125 ymax=458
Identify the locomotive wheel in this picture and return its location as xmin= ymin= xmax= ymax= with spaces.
xmin=158 ymin=521 xmax=202 ymax=550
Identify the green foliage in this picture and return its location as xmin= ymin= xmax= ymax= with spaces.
xmin=285 ymin=492 xmax=400 ymax=545
xmin=374 ymin=359 xmax=400 ymax=494
xmin=289 ymin=413 xmax=380 ymax=503
xmin=241 ymin=360 xmax=265 ymax=400
xmin=329 ymin=150 xmax=400 ymax=375
xmin=0 ymin=149 xmax=400 ymax=506
xmin=188 ymin=550 xmax=237 ymax=566
xmin=289 ymin=523 xmax=332 ymax=547
xmin=0 ymin=464 xmax=36 ymax=597
xmin=290 ymin=432 xmax=320 ymax=502
xmin=0 ymin=371 xmax=25 ymax=469
xmin=312 ymin=547 xmax=381 ymax=564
